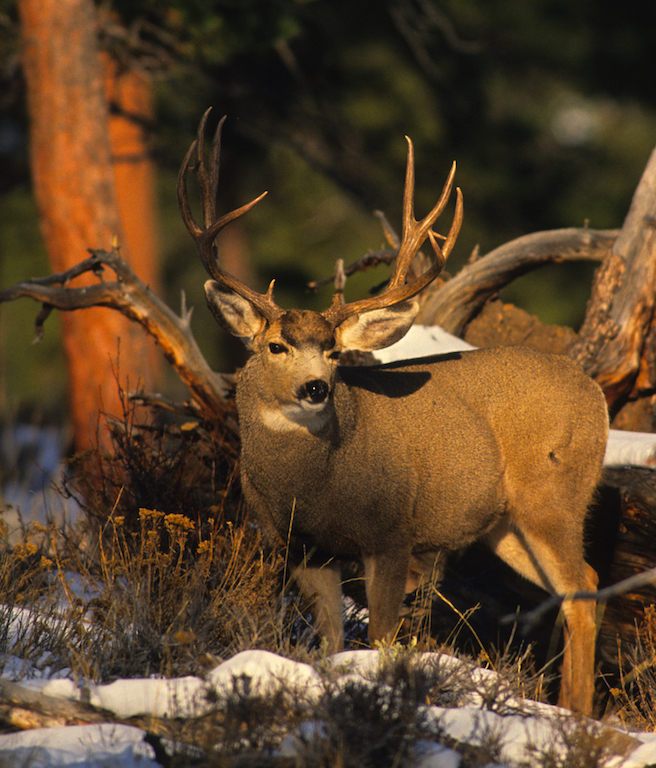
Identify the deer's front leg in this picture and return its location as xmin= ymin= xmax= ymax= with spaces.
xmin=363 ymin=551 xmax=411 ymax=646
xmin=294 ymin=560 xmax=344 ymax=654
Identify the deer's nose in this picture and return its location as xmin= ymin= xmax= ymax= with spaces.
xmin=298 ymin=379 xmax=330 ymax=404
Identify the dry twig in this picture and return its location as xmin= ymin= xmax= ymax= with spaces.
xmin=503 ymin=566 xmax=656 ymax=632
xmin=0 ymin=247 xmax=232 ymax=421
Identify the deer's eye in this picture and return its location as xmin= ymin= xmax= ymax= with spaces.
xmin=269 ymin=342 xmax=287 ymax=355
xmin=328 ymin=350 xmax=341 ymax=361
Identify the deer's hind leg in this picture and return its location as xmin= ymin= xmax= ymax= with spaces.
xmin=406 ymin=551 xmax=446 ymax=594
xmin=484 ymin=517 xmax=597 ymax=716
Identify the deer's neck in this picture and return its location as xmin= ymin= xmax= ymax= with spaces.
xmin=234 ymin=368 xmax=387 ymax=556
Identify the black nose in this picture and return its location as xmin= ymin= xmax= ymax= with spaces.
xmin=298 ymin=379 xmax=330 ymax=404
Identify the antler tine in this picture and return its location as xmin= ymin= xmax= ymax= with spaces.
xmin=177 ymin=110 xmax=279 ymax=322
xmin=197 ymin=108 xmax=220 ymax=229
xmin=389 ymin=139 xmax=456 ymax=289
xmin=432 ymin=185 xmax=463 ymax=263
xmin=322 ymin=141 xmax=462 ymax=327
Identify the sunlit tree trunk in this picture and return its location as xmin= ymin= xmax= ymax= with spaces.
xmin=104 ymin=55 xmax=162 ymax=399
xmin=104 ymin=55 xmax=161 ymax=300
xmin=18 ymin=0 xmax=160 ymax=453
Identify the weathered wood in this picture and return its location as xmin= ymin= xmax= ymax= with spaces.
xmin=572 ymin=147 xmax=656 ymax=412
xmin=0 ymin=249 xmax=233 ymax=422
xmin=0 ymin=679 xmax=113 ymax=730
xmin=416 ymin=227 xmax=617 ymax=334
xmin=594 ymin=468 xmax=656 ymax=666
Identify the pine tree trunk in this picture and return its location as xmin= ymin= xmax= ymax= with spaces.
xmin=18 ymin=0 xmax=160 ymax=452
xmin=104 ymin=55 xmax=161 ymax=391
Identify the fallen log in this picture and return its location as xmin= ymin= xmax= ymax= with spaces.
xmin=0 ymin=678 xmax=112 ymax=731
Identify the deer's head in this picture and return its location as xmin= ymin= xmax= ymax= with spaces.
xmin=178 ymin=110 xmax=463 ymax=425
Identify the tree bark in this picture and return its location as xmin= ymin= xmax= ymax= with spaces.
xmin=571 ymin=147 xmax=656 ymax=416
xmin=18 ymin=0 xmax=159 ymax=453
xmin=104 ymin=56 xmax=161 ymax=297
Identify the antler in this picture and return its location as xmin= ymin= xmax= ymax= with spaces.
xmin=322 ymin=138 xmax=463 ymax=327
xmin=178 ymin=113 xmax=461 ymax=329
xmin=177 ymin=109 xmax=281 ymax=322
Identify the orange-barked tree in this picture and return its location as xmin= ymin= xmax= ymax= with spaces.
xmin=18 ymin=0 xmax=161 ymax=453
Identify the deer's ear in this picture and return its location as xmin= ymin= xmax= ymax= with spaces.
xmin=205 ymin=280 xmax=266 ymax=348
xmin=335 ymin=301 xmax=418 ymax=351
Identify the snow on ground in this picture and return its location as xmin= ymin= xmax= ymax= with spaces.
xmin=604 ymin=429 xmax=656 ymax=467
xmin=2 ymin=648 xmax=656 ymax=767
xmin=373 ymin=323 xmax=478 ymax=362
xmin=1 ymin=423 xmax=82 ymax=545
xmin=0 ymin=723 xmax=155 ymax=768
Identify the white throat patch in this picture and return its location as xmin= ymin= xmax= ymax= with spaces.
xmin=261 ymin=402 xmax=329 ymax=433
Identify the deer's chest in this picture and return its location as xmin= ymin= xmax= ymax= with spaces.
xmin=239 ymin=424 xmax=414 ymax=555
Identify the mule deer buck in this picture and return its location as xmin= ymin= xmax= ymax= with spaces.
xmin=178 ymin=110 xmax=609 ymax=715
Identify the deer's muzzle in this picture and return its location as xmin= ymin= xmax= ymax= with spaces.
xmin=297 ymin=379 xmax=330 ymax=405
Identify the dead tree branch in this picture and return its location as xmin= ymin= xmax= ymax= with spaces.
xmin=0 ymin=678 xmax=113 ymax=729
xmin=311 ymin=227 xmax=616 ymax=332
xmin=310 ymin=227 xmax=616 ymax=330
xmin=416 ymin=227 xmax=618 ymax=333
xmin=0 ymin=678 xmax=175 ymax=747
xmin=0 ymin=248 xmax=232 ymax=421
xmin=502 ymin=566 xmax=656 ymax=633
xmin=308 ymin=248 xmax=399 ymax=292
xmin=571 ymin=146 xmax=656 ymax=411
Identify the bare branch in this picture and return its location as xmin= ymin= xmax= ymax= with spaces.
xmin=0 ymin=249 xmax=232 ymax=421
xmin=417 ymin=227 xmax=618 ymax=333
xmin=502 ymin=565 xmax=656 ymax=632
xmin=310 ymin=226 xmax=617 ymax=330
xmin=308 ymin=248 xmax=399 ymax=292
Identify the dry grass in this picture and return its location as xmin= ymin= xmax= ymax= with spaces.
xmin=602 ymin=604 xmax=656 ymax=731
xmin=70 ymin=506 xmax=287 ymax=680
xmin=0 ymin=510 xmax=290 ymax=683
xmin=0 ymin=397 xmax=302 ymax=683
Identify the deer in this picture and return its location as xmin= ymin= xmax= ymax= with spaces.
xmin=178 ymin=110 xmax=609 ymax=716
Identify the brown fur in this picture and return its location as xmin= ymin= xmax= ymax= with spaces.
xmin=209 ymin=299 xmax=608 ymax=716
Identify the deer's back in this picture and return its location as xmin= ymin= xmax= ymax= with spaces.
xmin=343 ymin=345 xmax=605 ymax=436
